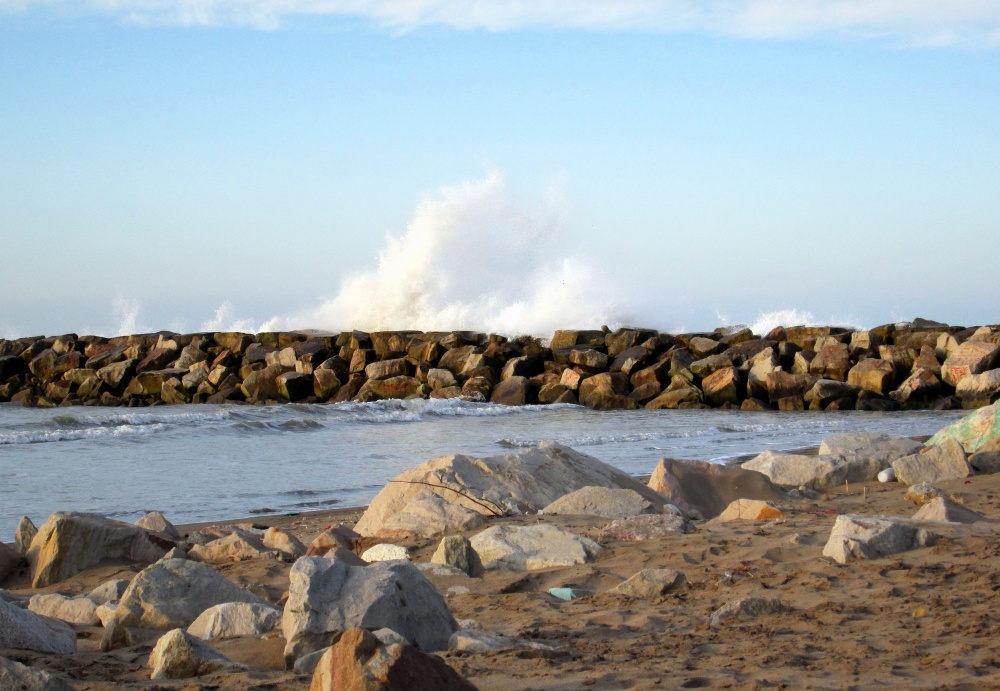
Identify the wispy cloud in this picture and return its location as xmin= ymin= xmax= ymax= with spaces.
xmin=3 ymin=0 xmax=999 ymax=46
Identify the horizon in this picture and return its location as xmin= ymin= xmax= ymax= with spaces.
xmin=2 ymin=3 xmax=999 ymax=338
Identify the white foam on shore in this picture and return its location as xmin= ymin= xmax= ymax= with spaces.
xmin=0 ymin=423 xmax=166 ymax=445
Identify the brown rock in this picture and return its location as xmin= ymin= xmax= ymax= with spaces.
xmin=765 ymin=371 xmax=815 ymax=404
xmin=647 ymin=457 xmax=786 ymax=520
xmin=490 ymin=377 xmax=530 ymax=406
xmin=809 ymin=343 xmax=850 ymax=381
xmin=942 ymin=341 xmax=1000 ymax=387
xmin=310 ymin=627 xmax=477 ymax=691
xmin=701 ymin=367 xmax=741 ymax=406
xmin=847 ymin=358 xmax=895 ymax=395
xmin=358 ymin=376 xmax=425 ymax=402
xmin=716 ymin=499 xmax=783 ymax=522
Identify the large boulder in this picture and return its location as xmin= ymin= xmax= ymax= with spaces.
xmin=822 ymin=515 xmax=937 ymax=564
xmin=0 ymin=656 xmax=75 ymax=691
xmin=648 ymin=457 xmax=786 ymax=520
xmin=282 ymin=556 xmax=457 ymax=665
xmin=310 ymin=627 xmax=477 ymax=691
xmin=542 ymin=486 xmax=662 ymax=519
xmin=187 ymin=602 xmax=282 ymax=639
xmin=847 ymin=358 xmax=895 ymax=395
xmin=115 ymin=558 xmax=269 ymax=629
xmin=891 ymin=439 xmax=971 ymax=486
xmin=148 ymin=628 xmax=247 ymax=680
xmin=353 ymin=442 xmax=666 ymax=538
xmin=28 ymin=593 xmax=99 ymax=625
xmin=469 ymin=524 xmax=601 ymax=571
xmin=741 ymin=451 xmax=862 ymax=491
xmin=0 ymin=598 xmax=76 ymax=654
xmin=927 ymin=401 xmax=1000 ymax=453
xmin=942 ymin=341 xmax=1000 ymax=387
xmin=818 ymin=433 xmax=923 ymax=467
xmin=26 ymin=512 xmax=167 ymax=588
xmin=956 ymin=369 xmax=1000 ymax=409
xmin=372 ymin=490 xmax=486 ymax=539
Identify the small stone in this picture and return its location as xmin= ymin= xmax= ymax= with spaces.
xmin=448 ymin=629 xmax=514 ymax=652
xmin=822 ymin=514 xmax=937 ymax=565
xmin=716 ymin=499 xmax=783 ymax=522
xmin=135 ymin=511 xmax=181 ymax=540
xmin=912 ymin=496 xmax=985 ymax=524
xmin=611 ymin=568 xmax=687 ymax=599
xmin=709 ymin=596 xmax=785 ymax=629
xmin=361 ymin=543 xmax=409 ymax=562
xmin=904 ymin=482 xmax=945 ymax=506
xmin=431 ymin=536 xmax=481 ymax=577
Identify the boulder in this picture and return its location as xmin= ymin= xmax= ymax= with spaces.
xmin=116 ymin=558 xmax=269 ymax=629
xmin=276 ymin=372 xmax=313 ymax=401
xmin=912 ymin=497 xmax=985 ymax=524
xmin=542 ymin=486 xmax=661 ymax=519
xmin=701 ymin=367 xmax=741 ymax=406
xmin=597 ymin=513 xmax=694 ymax=541
xmin=358 ymin=376 xmax=424 ymax=401
xmin=1 ymin=542 xmax=24 ymax=582
xmin=927 ymin=401 xmax=1000 ymax=453
xmin=373 ymin=490 xmax=486 ymax=539
xmin=310 ymin=627 xmax=477 ymax=691
xmin=708 ymin=597 xmax=785 ymax=629
xmin=26 ymin=512 xmax=166 ymax=588
xmin=956 ymin=369 xmax=1000 ymax=409
xmin=809 ymin=343 xmax=850 ymax=381
xmin=822 ymin=514 xmax=937 ymax=564
xmin=187 ymin=602 xmax=282 ymax=639
xmin=890 ymin=368 xmax=941 ymax=404
xmin=647 ymin=457 xmax=785 ymax=520
xmin=240 ymin=363 xmax=287 ymax=400
xmin=568 ymin=348 xmax=609 ymax=370
xmin=263 ymin=527 xmax=306 ymax=560
xmin=942 ymin=341 xmax=1000 ymax=387
xmin=361 ymin=544 xmax=409 ymax=562
xmin=765 ymin=371 xmax=815 ymax=404
xmin=148 ymin=628 xmax=247 ymax=680
xmin=847 ymin=358 xmax=895 ymax=395
xmin=0 ymin=656 xmax=75 ymax=691
xmin=891 ymin=439 xmax=971 ymax=486
xmin=904 ymin=482 xmax=946 ymax=506
xmin=804 ymin=379 xmax=859 ymax=409
xmin=970 ymin=437 xmax=1000 ymax=474
xmin=365 ymin=358 xmax=410 ymax=381
xmin=0 ymin=598 xmax=76 ymax=654
xmin=431 ymin=536 xmax=481 ymax=577
xmin=313 ymin=369 xmax=342 ymax=400
xmin=469 ymin=525 xmax=601 ymax=571
xmin=86 ymin=578 xmax=130 ymax=604
xmin=490 ymin=377 xmax=529 ymax=406
xmin=135 ymin=511 xmax=181 ymax=540
xmin=645 ymin=384 xmax=703 ymax=409
xmin=818 ymin=433 xmax=923 ymax=467
xmin=741 ymin=451 xmax=853 ymax=491
xmin=426 ymin=368 xmax=458 ymax=391
xmin=28 ymin=593 xmax=99 ymax=625
xmin=610 ymin=568 xmax=686 ymax=599
xmin=188 ymin=531 xmax=281 ymax=563
xmin=282 ymin=556 xmax=458 ymax=664
xmin=306 ymin=529 xmax=355 ymax=558
xmin=353 ymin=442 xmax=666 ymax=537
xmin=15 ymin=516 xmax=38 ymax=554
xmin=716 ymin=499 xmax=783 ymax=522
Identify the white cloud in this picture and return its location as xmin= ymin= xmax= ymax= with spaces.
xmin=3 ymin=0 xmax=1000 ymax=46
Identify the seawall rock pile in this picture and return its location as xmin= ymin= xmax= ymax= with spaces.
xmin=4 ymin=317 xmax=1000 ymax=411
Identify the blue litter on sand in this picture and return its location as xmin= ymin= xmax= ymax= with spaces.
xmin=548 ymin=587 xmax=576 ymax=601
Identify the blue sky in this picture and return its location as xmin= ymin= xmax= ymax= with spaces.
xmin=2 ymin=2 xmax=999 ymax=337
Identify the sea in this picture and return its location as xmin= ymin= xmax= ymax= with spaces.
xmin=0 ymin=400 xmax=963 ymax=540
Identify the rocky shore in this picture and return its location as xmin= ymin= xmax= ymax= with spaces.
xmin=3 ymin=402 xmax=1000 ymax=689
xmin=3 ymin=317 xmax=1000 ymax=411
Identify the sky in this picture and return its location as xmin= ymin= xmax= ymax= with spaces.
xmin=1 ymin=1 xmax=999 ymax=338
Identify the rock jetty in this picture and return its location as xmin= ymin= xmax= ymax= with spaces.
xmin=3 ymin=317 xmax=999 ymax=411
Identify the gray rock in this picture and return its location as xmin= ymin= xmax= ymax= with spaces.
xmin=187 ymin=602 xmax=281 ymax=639
xmin=431 ymin=536 xmax=481 ymax=577
xmin=187 ymin=531 xmax=281 ymax=563
xmin=611 ymin=568 xmax=687 ymax=598
xmin=0 ymin=597 xmax=76 ymax=654
xmin=373 ymin=490 xmax=486 ymax=539
xmin=892 ymin=439 xmax=971 ymax=486
xmin=354 ymin=442 xmax=667 ymax=538
xmin=912 ymin=497 xmax=985 ymax=524
xmin=281 ymin=555 xmax=458 ymax=665
xmin=970 ymin=437 xmax=1000 ymax=474
xmin=709 ymin=596 xmax=786 ymax=628
xmin=598 ymin=513 xmax=694 ymax=541
xmin=822 ymin=514 xmax=937 ymax=565
xmin=956 ymin=369 xmax=1000 ymax=409
xmin=818 ymin=433 xmax=923 ymax=467
xmin=741 ymin=451 xmax=852 ymax=490
xmin=116 ymin=558 xmax=269 ymax=630
xmin=0 ymin=542 xmax=24 ymax=583
xmin=148 ymin=628 xmax=247 ymax=680
xmin=542 ymin=486 xmax=661 ymax=519
xmin=26 ymin=512 xmax=166 ymax=588
xmin=135 ymin=511 xmax=181 ymax=541
xmin=262 ymin=527 xmax=306 ymax=560
xmin=15 ymin=516 xmax=38 ymax=554
xmin=86 ymin=578 xmax=131 ymax=605
xmin=904 ymin=482 xmax=946 ymax=506
xmin=0 ymin=656 xmax=75 ymax=691
xmin=28 ymin=593 xmax=99 ymax=625
xmin=469 ymin=524 xmax=601 ymax=571
xmin=292 ymin=646 xmax=329 ymax=675
xmin=448 ymin=629 xmax=514 ymax=652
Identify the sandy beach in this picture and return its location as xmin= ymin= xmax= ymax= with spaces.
xmin=5 ymin=437 xmax=1000 ymax=690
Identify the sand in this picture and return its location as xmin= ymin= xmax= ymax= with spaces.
xmin=5 ymin=468 xmax=1000 ymax=690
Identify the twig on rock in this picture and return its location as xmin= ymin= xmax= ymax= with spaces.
xmin=387 ymin=480 xmax=505 ymax=517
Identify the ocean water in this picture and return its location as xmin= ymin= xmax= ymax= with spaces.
xmin=0 ymin=400 xmax=963 ymax=539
